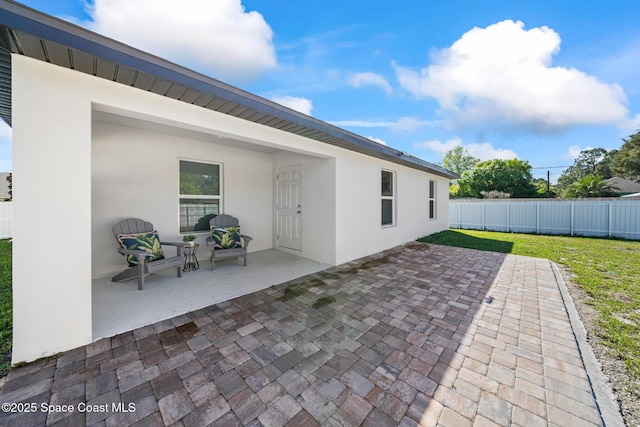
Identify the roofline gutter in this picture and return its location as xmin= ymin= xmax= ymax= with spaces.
xmin=0 ymin=0 xmax=458 ymax=179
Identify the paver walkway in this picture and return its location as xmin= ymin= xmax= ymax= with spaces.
xmin=0 ymin=243 xmax=608 ymax=426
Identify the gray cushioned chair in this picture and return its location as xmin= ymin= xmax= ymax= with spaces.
xmin=206 ymin=214 xmax=253 ymax=270
xmin=111 ymin=218 xmax=185 ymax=290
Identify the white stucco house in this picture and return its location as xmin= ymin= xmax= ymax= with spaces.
xmin=0 ymin=1 xmax=457 ymax=363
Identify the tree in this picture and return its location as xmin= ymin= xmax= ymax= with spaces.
xmin=562 ymin=175 xmax=616 ymax=198
xmin=612 ymin=129 xmax=640 ymax=179
xmin=557 ymin=148 xmax=616 ymax=193
xmin=179 ymin=172 xmax=219 ymax=195
xmin=5 ymin=173 xmax=10 ymax=201
xmin=533 ymin=178 xmax=556 ymax=198
xmin=454 ymin=159 xmax=538 ymax=198
xmin=595 ymin=149 xmax=617 ymax=179
xmin=576 ymin=148 xmax=613 ymax=176
xmin=480 ymin=190 xmax=510 ymax=199
xmin=442 ymin=146 xmax=479 ymax=176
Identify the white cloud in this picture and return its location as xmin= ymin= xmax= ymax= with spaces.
xmin=621 ymin=112 xmax=640 ymax=136
xmin=466 ymin=142 xmax=518 ymax=160
xmin=366 ymin=136 xmax=387 ymax=145
xmin=329 ymin=120 xmax=395 ymax=128
xmin=416 ymin=138 xmax=462 ymax=156
xmin=567 ymin=145 xmax=593 ymax=159
xmin=389 ymin=117 xmax=434 ymax=132
xmin=329 ymin=116 xmax=436 ymax=130
xmin=415 ymin=137 xmax=518 ymax=160
xmin=271 ymin=96 xmax=313 ymax=116
xmin=348 ymin=72 xmax=392 ymax=94
xmin=87 ymin=0 xmax=276 ymax=82
xmin=394 ymin=20 xmax=629 ymax=133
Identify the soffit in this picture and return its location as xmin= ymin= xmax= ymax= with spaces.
xmin=0 ymin=1 xmax=457 ymax=179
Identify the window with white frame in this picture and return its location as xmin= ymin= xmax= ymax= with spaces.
xmin=381 ymin=169 xmax=395 ymax=226
xmin=179 ymin=160 xmax=222 ymax=233
xmin=428 ymin=179 xmax=437 ymax=220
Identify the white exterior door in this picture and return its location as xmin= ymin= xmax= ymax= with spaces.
xmin=277 ymin=165 xmax=302 ymax=251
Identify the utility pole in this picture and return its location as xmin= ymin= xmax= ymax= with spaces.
xmin=546 ymin=170 xmax=550 ymax=198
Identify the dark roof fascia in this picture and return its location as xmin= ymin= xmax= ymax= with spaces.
xmin=0 ymin=0 xmax=458 ymax=179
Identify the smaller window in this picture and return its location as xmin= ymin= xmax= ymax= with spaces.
xmin=179 ymin=160 xmax=222 ymax=233
xmin=428 ymin=179 xmax=437 ymax=220
xmin=382 ymin=170 xmax=395 ymax=226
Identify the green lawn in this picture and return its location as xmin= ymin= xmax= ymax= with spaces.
xmin=0 ymin=231 xmax=638 ymax=385
xmin=0 ymin=239 xmax=11 ymax=377
xmin=419 ymin=229 xmax=640 ymax=386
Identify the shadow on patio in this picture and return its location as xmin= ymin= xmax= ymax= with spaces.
xmin=0 ymin=242 xmax=605 ymax=426
xmin=92 ymin=249 xmax=329 ymax=341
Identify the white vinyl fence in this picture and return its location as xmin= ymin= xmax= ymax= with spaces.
xmin=450 ymin=198 xmax=640 ymax=240
xmin=0 ymin=202 xmax=11 ymax=238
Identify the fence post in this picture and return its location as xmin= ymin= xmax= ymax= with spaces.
xmin=608 ymin=201 xmax=613 ymax=237
xmin=506 ymin=202 xmax=510 ymax=232
xmin=451 ymin=199 xmax=639 ymax=240
xmin=570 ymin=201 xmax=575 ymax=236
xmin=482 ymin=203 xmax=485 ymax=231
xmin=0 ymin=202 xmax=12 ymax=239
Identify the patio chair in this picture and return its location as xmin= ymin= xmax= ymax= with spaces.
xmin=111 ymin=218 xmax=185 ymax=290
xmin=206 ymin=214 xmax=253 ymax=270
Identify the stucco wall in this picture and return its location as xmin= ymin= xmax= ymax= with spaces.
xmin=12 ymin=56 xmax=93 ymax=362
xmin=11 ymin=55 xmax=348 ymax=362
xmin=334 ymin=151 xmax=451 ymax=265
xmin=92 ymin=121 xmax=274 ymax=279
xmin=11 ymin=54 xmax=451 ymax=362
xmin=272 ymin=150 xmax=450 ymax=266
xmin=273 ymin=152 xmax=336 ymax=265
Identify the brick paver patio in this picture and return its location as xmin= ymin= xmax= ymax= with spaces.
xmin=0 ymin=243 xmax=606 ymax=426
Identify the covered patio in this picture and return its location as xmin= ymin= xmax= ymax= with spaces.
xmin=4 ymin=0 xmax=456 ymax=364
xmin=92 ymin=249 xmax=328 ymax=341
xmin=0 ymin=243 xmax=619 ymax=426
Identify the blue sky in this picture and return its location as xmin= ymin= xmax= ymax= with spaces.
xmin=4 ymin=0 xmax=640 ymax=183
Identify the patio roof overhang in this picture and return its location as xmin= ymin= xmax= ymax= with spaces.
xmin=0 ymin=0 xmax=458 ymax=179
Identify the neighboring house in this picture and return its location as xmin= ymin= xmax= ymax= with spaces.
xmin=0 ymin=172 xmax=9 ymax=201
xmin=0 ymin=2 xmax=457 ymax=363
xmin=604 ymin=177 xmax=640 ymax=196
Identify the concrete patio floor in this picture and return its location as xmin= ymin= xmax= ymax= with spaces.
xmin=92 ymin=249 xmax=329 ymax=340
xmin=0 ymin=242 xmax=623 ymax=426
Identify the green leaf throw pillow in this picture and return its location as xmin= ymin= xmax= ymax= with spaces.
xmin=211 ymin=226 xmax=242 ymax=250
xmin=118 ymin=231 xmax=166 ymax=267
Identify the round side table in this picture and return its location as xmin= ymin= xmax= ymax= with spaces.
xmin=183 ymin=243 xmax=199 ymax=271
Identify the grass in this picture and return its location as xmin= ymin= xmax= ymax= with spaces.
xmin=0 ymin=230 xmax=637 ymax=384
xmin=419 ymin=229 xmax=640 ymax=385
xmin=0 ymin=239 xmax=11 ymax=377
